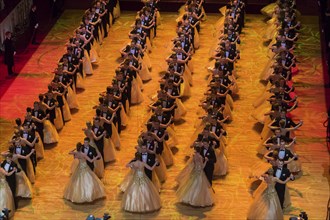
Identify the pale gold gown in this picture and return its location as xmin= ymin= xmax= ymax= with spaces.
xmin=154 ymin=154 xmax=167 ymax=183
xmin=213 ymin=145 xmax=228 ymax=177
xmin=166 ymin=125 xmax=179 ymax=148
xmin=15 ymin=171 xmax=33 ymax=198
xmin=13 ymin=157 xmax=33 ymax=198
xmin=34 ymin=132 xmax=45 ymax=159
xmin=103 ymin=137 xmax=116 ymax=163
xmin=113 ymin=0 xmax=120 ymax=19
xmin=174 ymin=98 xmax=187 ymax=121
xmin=139 ymin=59 xmax=152 ymax=81
xmin=261 ymin=3 xmax=277 ymax=18
xmin=130 ymin=78 xmax=144 ymax=104
xmin=176 ymin=157 xmax=215 ymax=207
xmin=119 ymin=169 xmax=134 ymax=193
xmin=179 ymin=77 xmax=191 ymax=98
xmin=83 ymin=50 xmax=93 ymax=76
xmin=15 ymin=156 xmax=35 ymax=184
xmin=161 ymin=141 xmax=174 ymax=167
xmin=111 ymin=122 xmax=121 ymax=149
xmin=43 ymin=119 xmax=59 ymax=144
xmin=13 ymin=158 xmax=33 ymax=199
xmin=120 ymin=169 xmax=161 ymax=193
xmin=248 ymin=161 xmax=292 ymax=210
xmin=64 ymin=158 xmax=106 ymax=203
xmin=121 ymin=164 xmax=161 ymax=213
xmin=67 ymin=86 xmax=79 ymax=109
xmin=54 ymin=107 xmax=64 ymax=130
xmin=247 ymin=180 xmax=283 ymax=220
xmin=62 ymin=97 xmax=72 ymax=122
xmin=0 ymin=173 xmax=15 ymax=218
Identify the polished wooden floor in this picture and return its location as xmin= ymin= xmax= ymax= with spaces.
xmin=0 ymin=10 xmax=329 ymax=219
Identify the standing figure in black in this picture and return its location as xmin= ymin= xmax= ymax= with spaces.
xmin=49 ymin=0 xmax=64 ymax=19
xmin=29 ymin=5 xmax=39 ymax=45
xmin=3 ymin=31 xmax=16 ymax=76
xmin=200 ymin=139 xmax=217 ymax=185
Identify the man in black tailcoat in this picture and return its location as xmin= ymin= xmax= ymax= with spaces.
xmin=92 ymin=117 xmax=106 ymax=162
xmin=264 ymin=128 xmax=291 ymax=150
xmin=200 ymin=139 xmax=217 ymax=185
xmin=272 ymin=160 xmax=294 ymax=209
xmin=222 ymin=40 xmax=239 ymax=71
xmin=140 ymin=144 xmax=158 ymax=181
xmin=271 ymin=110 xmax=303 ymax=130
xmin=81 ymin=137 xmax=98 ymax=171
xmin=153 ymin=105 xmax=172 ymax=127
xmin=20 ymin=123 xmax=38 ymax=171
xmin=12 ymin=139 xmax=32 ymax=176
xmin=31 ymin=101 xmax=47 ymax=143
xmin=1 ymin=153 xmax=20 ymax=208
xmin=148 ymin=118 xmax=169 ymax=155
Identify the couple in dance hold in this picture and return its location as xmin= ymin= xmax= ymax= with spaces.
xmin=120 ymin=140 xmax=216 ymax=213
xmin=247 ymin=160 xmax=295 ymax=220
xmin=176 ymin=142 xmax=216 ymax=207
xmin=63 ymin=140 xmax=161 ymax=212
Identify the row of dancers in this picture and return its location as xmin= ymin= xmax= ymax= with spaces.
xmin=118 ymin=0 xmax=246 ymax=212
xmin=113 ymin=0 xmax=213 ymax=213
xmin=64 ymin=0 xmax=162 ymax=182
xmin=175 ymin=0 xmax=246 ymax=207
xmin=0 ymin=0 xmax=121 ymax=218
xmin=63 ymin=0 xmax=161 ymax=206
xmin=0 ymin=0 xmax=306 ymax=218
xmin=118 ymin=0 xmax=208 ymax=213
xmin=61 ymin=0 xmax=247 ymax=213
xmin=247 ymin=0 xmax=303 ymax=219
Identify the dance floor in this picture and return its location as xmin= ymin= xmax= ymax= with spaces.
xmin=0 ymin=10 xmax=329 ymax=219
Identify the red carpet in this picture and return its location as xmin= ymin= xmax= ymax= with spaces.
xmin=0 ymin=0 xmax=61 ymax=96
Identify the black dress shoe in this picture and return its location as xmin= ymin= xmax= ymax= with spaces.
xmin=7 ymin=73 xmax=17 ymax=77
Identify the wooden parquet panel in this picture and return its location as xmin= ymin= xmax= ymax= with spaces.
xmin=0 ymin=10 xmax=328 ymax=220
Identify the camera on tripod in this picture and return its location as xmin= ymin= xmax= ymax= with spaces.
xmin=289 ymin=211 xmax=308 ymax=220
xmin=86 ymin=213 xmax=111 ymax=220
xmin=0 ymin=208 xmax=11 ymax=220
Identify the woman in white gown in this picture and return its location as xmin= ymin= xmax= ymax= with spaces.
xmin=64 ymin=143 xmax=106 ymax=203
xmin=121 ymin=152 xmax=161 ymax=213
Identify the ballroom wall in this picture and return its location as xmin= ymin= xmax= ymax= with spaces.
xmin=63 ymin=0 xmax=319 ymax=15
xmin=64 ymin=0 xmax=270 ymax=13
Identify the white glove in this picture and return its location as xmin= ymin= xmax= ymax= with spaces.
xmin=34 ymin=23 xmax=39 ymax=29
